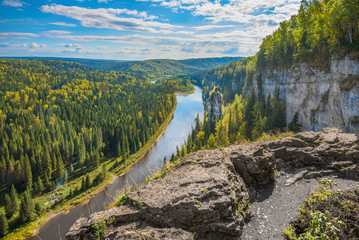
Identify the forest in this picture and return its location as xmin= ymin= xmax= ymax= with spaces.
xmin=69 ymin=57 xmax=244 ymax=80
xmin=183 ymin=0 xmax=359 ymax=154
xmin=0 ymin=59 xmax=179 ymax=237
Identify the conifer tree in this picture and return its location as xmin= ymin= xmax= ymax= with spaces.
xmin=24 ymin=155 xmax=33 ymax=189
xmin=10 ymin=185 xmax=19 ymax=213
xmin=19 ymin=188 xmax=35 ymax=223
xmin=0 ymin=211 xmax=9 ymax=237
xmin=4 ymin=194 xmax=14 ymax=218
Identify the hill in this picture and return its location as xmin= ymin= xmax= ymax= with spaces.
xmin=4 ymin=57 xmax=244 ymax=80
xmin=69 ymin=57 xmax=244 ymax=79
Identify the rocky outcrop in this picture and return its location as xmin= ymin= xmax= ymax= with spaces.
xmin=225 ymin=128 xmax=359 ymax=190
xmin=208 ymin=87 xmax=223 ymax=118
xmin=67 ymin=128 xmax=359 ymax=240
xmin=67 ymin=150 xmax=250 ymax=240
xmin=251 ymin=55 xmax=359 ymax=132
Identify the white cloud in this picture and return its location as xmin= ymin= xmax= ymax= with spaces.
xmin=192 ymin=24 xmax=236 ymax=31
xmin=0 ymin=42 xmax=46 ymax=52
xmin=2 ymin=0 xmax=24 ymax=8
xmin=40 ymin=4 xmax=180 ymax=34
xmin=42 ymin=30 xmax=72 ymax=35
xmin=0 ymin=32 xmax=38 ymax=39
xmin=28 ymin=42 xmax=46 ymax=48
xmin=50 ymin=22 xmax=76 ymax=27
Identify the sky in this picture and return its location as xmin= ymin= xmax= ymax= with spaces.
xmin=0 ymin=0 xmax=301 ymax=60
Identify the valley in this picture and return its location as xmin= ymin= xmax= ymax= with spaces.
xmin=0 ymin=0 xmax=358 ymax=239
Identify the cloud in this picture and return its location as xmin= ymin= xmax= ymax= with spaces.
xmin=50 ymin=22 xmax=76 ymax=27
xmin=0 ymin=42 xmax=46 ymax=51
xmin=2 ymin=0 xmax=24 ymax=8
xmin=144 ymin=0 xmax=300 ymax=26
xmin=0 ymin=32 xmax=38 ymax=39
xmin=28 ymin=42 xmax=46 ymax=49
xmin=56 ymin=43 xmax=82 ymax=48
xmin=192 ymin=24 xmax=236 ymax=31
xmin=40 ymin=4 xmax=179 ymax=34
xmin=98 ymin=0 xmax=112 ymax=3
xmin=42 ymin=30 xmax=72 ymax=35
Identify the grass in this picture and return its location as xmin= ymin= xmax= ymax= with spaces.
xmin=5 ymin=98 xmax=179 ymax=240
xmin=284 ymin=180 xmax=359 ymax=240
xmin=255 ymin=130 xmax=295 ymax=142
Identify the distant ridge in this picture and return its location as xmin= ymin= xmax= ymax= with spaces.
xmin=2 ymin=56 xmax=244 ymax=79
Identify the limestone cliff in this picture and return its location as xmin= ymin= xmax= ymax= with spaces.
xmin=66 ymin=128 xmax=359 ymax=240
xmin=208 ymin=87 xmax=223 ymax=118
xmin=250 ymin=55 xmax=359 ymax=132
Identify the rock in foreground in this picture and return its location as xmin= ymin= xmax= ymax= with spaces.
xmin=66 ymin=128 xmax=358 ymax=240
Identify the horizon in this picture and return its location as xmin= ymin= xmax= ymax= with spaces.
xmin=0 ymin=55 xmax=243 ymax=62
xmin=0 ymin=0 xmax=301 ymax=60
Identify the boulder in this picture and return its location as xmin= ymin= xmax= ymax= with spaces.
xmin=128 ymin=150 xmax=250 ymax=239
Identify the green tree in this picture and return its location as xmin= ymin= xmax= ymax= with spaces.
xmin=207 ymin=134 xmax=216 ymax=149
xmin=4 ymin=194 xmax=15 ymax=218
xmin=19 ymin=188 xmax=35 ymax=223
xmin=0 ymin=211 xmax=9 ymax=237
xmin=10 ymin=185 xmax=19 ymax=213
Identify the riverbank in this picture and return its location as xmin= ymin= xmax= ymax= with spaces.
xmin=6 ymin=95 xmax=180 ymax=240
xmin=112 ymin=97 xmax=178 ymax=176
xmin=25 ymin=86 xmax=204 ymax=240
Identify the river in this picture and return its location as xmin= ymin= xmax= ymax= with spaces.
xmin=30 ymin=86 xmax=204 ymax=240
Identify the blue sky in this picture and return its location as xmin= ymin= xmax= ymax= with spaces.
xmin=0 ymin=0 xmax=301 ymax=60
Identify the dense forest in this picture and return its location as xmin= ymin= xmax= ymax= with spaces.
xmin=0 ymin=59 xmax=178 ymax=236
xmin=68 ymin=57 xmax=244 ymax=79
xmin=183 ymin=0 xmax=359 ymax=153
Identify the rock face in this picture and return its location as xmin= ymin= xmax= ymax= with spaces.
xmin=226 ymin=128 xmax=359 ymax=190
xmin=208 ymin=87 xmax=223 ymax=118
xmin=250 ymin=55 xmax=359 ymax=132
xmin=67 ymin=150 xmax=250 ymax=240
xmin=67 ymin=128 xmax=359 ymax=240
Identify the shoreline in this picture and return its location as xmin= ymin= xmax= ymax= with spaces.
xmin=117 ymin=97 xmax=178 ymax=177
xmin=18 ymin=91 xmax=188 ymax=240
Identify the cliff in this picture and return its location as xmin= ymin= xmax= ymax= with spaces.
xmin=251 ymin=54 xmax=359 ymax=132
xmin=66 ymin=128 xmax=359 ymax=239
xmin=208 ymin=87 xmax=223 ymax=119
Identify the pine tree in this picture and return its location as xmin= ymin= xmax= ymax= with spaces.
xmin=288 ymin=112 xmax=301 ymax=131
xmin=0 ymin=211 xmax=9 ymax=237
xmin=43 ymin=146 xmax=52 ymax=177
xmin=55 ymin=156 xmax=64 ymax=179
xmin=85 ymin=174 xmax=91 ymax=188
xmin=180 ymin=143 xmax=187 ymax=157
xmin=69 ymin=188 xmax=73 ymax=198
xmin=24 ymin=154 xmax=33 ymax=189
xmin=176 ymin=146 xmax=180 ymax=157
xmin=4 ymin=194 xmax=15 ymax=218
xmin=252 ymin=111 xmax=264 ymax=139
xmin=81 ymin=177 xmax=86 ymax=190
xmin=35 ymin=202 xmax=42 ymax=215
xmin=170 ymin=153 xmax=175 ymax=162
xmin=117 ymin=140 xmax=122 ymax=157
xmin=10 ymin=185 xmax=19 ymax=213
xmin=19 ymin=188 xmax=35 ymax=223
xmin=44 ymin=172 xmax=51 ymax=192
xmin=36 ymin=176 xmax=44 ymax=194
xmin=162 ymin=156 xmax=167 ymax=169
